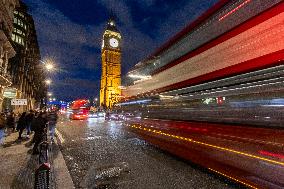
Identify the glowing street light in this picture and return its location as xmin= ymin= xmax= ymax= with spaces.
xmin=47 ymin=92 xmax=53 ymax=96
xmin=45 ymin=79 xmax=52 ymax=85
xmin=45 ymin=63 xmax=54 ymax=71
xmin=40 ymin=58 xmax=56 ymax=72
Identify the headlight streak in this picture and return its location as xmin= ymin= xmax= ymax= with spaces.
xmin=128 ymin=125 xmax=284 ymax=167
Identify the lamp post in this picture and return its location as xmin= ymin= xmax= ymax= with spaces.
xmin=39 ymin=57 xmax=58 ymax=110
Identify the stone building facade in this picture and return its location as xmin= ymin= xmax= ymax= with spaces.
xmin=3 ymin=1 xmax=46 ymax=112
xmin=0 ymin=0 xmax=19 ymax=111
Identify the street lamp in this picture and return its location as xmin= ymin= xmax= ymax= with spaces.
xmin=45 ymin=63 xmax=54 ymax=71
xmin=47 ymin=92 xmax=52 ymax=96
xmin=41 ymin=58 xmax=56 ymax=72
xmin=45 ymin=79 xmax=52 ymax=85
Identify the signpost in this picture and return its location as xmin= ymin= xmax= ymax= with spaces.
xmin=11 ymin=99 xmax=28 ymax=106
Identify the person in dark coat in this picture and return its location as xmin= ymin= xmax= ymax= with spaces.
xmin=0 ymin=113 xmax=6 ymax=144
xmin=17 ymin=112 xmax=27 ymax=139
xmin=6 ymin=112 xmax=15 ymax=132
xmin=47 ymin=110 xmax=58 ymax=141
xmin=25 ymin=110 xmax=34 ymax=138
xmin=32 ymin=112 xmax=48 ymax=154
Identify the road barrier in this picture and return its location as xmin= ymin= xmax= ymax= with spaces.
xmin=34 ymin=127 xmax=50 ymax=189
xmin=34 ymin=163 xmax=50 ymax=189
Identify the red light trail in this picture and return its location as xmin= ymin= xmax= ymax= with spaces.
xmin=219 ymin=0 xmax=252 ymax=21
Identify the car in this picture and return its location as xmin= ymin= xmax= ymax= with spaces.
xmin=88 ymin=111 xmax=98 ymax=118
xmin=122 ymin=113 xmax=134 ymax=120
xmin=97 ymin=111 xmax=105 ymax=117
xmin=109 ymin=113 xmax=120 ymax=120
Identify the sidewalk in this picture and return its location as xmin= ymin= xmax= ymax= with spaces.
xmin=0 ymin=131 xmax=74 ymax=189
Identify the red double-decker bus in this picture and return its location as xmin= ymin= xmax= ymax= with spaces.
xmin=118 ymin=1 xmax=284 ymax=188
xmin=69 ymin=99 xmax=90 ymax=120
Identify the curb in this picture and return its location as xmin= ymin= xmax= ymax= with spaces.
xmin=53 ymin=129 xmax=75 ymax=189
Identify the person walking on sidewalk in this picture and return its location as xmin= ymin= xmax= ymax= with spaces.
xmin=17 ymin=112 xmax=27 ymax=140
xmin=25 ymin=110 xmax=34 ymax=139
xmin=47 ymin=109 xmax=58 ymax=141
xmin=32 ymin=112 xmax=48 ymax=154
xmin=6 ymin=112 xmax=15 ymax=133
xmin=0 ymin=113 xmax=6 ymax=144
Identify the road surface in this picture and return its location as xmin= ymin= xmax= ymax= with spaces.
xmin=56 ymin=115 xmax=242 ymax=189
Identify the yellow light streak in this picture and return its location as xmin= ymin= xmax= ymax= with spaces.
xmin=208 ymin=168 xmax=258 ymax=189
xmin=129 ymin=125 xmax=284 ymax=167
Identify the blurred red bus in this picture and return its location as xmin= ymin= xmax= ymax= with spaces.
xmin=69 ymin=99 xmax=90 ymax=120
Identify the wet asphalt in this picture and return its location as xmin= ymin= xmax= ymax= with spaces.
xmin=56 ymin=115 xmax=242 ymax=189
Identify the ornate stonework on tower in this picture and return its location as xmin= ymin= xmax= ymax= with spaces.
xmin=100 ymin=18 xmax=122 ymax=108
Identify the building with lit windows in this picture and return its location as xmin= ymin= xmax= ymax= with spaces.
xmin=100 ymin=18 xmax=122 ymax=109
xmin=3 ymin=0 xmax=46 ymax=112
xmin=0 ymin=0 xmax=19 ymax=111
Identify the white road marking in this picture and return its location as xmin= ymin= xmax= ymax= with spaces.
xmin=55 ymin=128 xmax=65 ymax=144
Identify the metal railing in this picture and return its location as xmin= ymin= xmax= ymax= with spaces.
xmin=34 ymin=127 xmax=50 ymax=189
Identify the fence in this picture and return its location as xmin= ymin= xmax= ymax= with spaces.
xmin=34 ymin=127 xmax=51 ymax=189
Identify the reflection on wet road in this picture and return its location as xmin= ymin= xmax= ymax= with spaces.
xmin=57 ymin=115 xmax=240 ymax=189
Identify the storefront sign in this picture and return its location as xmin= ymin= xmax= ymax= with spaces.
xmin=11 ymin=99 xmax=27 ymax=105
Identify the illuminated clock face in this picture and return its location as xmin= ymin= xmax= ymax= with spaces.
xmin=109 ymin=38 xmax=119 ymax=48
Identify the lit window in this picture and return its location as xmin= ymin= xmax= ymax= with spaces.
xmin=12 ymin=33 xmax=15 ymax=41
xmin=14 ymin=17 xmax=17 ymax=24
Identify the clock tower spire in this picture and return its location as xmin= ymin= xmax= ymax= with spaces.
xmin=100 ymin=18 xmax=122 ymax=109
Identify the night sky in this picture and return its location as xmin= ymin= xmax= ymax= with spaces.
xmin=22 ymin=0 xmax=218 ymax=101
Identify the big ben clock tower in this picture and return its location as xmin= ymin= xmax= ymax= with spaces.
xmin=100 ymin=18 xmax=122 ymax=108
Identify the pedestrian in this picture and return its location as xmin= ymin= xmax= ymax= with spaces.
xmin=25 ymin=110 xmax=34 ymax=138
xmin=30 ymin=111 xmax=40 ymax=143
xmin=14 ymin=113 xmax=19 ymax=132
xmin=17 ymin=112 xmax=27 ymax=140
xmin=6 ymin=112 xmax=15 ymax=133
xmin=31 ymin=111 xmax=39 ymax=132
xmin=32 ymin=112 xmax=48 ymax=154
xmin=0 ymin=113 xmax=6 ymax=144
xmin=47 ymin=109 xmax=58 ymax=141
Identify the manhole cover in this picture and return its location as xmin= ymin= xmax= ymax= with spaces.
xmin=85 ymin=162 xmax=131 ymax=189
